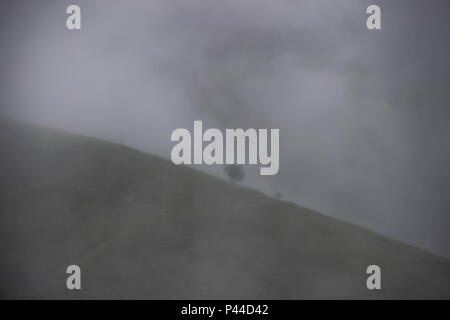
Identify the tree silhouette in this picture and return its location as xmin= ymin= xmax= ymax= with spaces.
xmin=224 ymin=164 xmax=245 ymax=183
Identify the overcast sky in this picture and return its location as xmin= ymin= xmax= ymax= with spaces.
xmin=1 ymin=0 xmax=450 ymax=257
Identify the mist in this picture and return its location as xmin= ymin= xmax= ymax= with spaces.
xmin=1 ymin=0 xmax=450 ymax=257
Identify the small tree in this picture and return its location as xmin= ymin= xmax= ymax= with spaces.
xmin=275 ymin=192 xmax=283 ymax=200
xmin=224 ymin=164 xmax=245 ymax=183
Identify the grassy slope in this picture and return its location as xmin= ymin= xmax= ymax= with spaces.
xmin=0 ymin=118 xmax=449 ymax=299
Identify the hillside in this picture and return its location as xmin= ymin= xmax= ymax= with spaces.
xmin=0 ymin=117 xmax=449 ymax=299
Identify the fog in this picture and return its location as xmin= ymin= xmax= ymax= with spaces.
xmin=1 ymin=0 xmax=450 ymax=257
